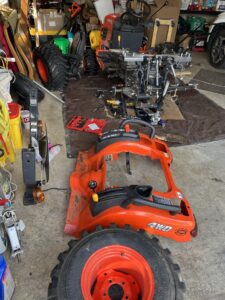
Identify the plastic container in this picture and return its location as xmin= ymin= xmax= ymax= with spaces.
xmin=49 ymin=145 xmax=61 ymax=162
xmin=94 ymin=0 xmax=114 ymax=23
xmin=90 ymin=30 xmax=101 ymax=49
xmin=0 ymin=256 xmax=15 ymax=300
xmin=20 ymin=110 xmax=30 ymax=130
xmin=54 ymin=37 xmax=70 ymax=54
xmin=8 ymin=103 xmax=22 ymax=150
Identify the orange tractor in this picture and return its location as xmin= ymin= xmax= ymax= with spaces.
xmin=48 ymin=119 xmax=197 ymax=300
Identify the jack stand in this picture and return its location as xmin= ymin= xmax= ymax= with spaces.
xmin=23 ymin=185 xmax=36 ymax=206
xmin=23 ymin=182 xmax=44 ymax=205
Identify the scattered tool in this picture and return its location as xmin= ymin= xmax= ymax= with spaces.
xmin=67 ymin=116 xmax=106 ymax=135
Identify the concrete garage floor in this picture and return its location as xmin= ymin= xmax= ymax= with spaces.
xmin=8 ymin=52 xmax=225 ymax=300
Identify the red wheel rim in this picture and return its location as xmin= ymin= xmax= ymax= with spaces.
xmin=36 ymin=59 xmax=48 ymax=83
xmin=81 ymin=245 xmax=155 ymax=300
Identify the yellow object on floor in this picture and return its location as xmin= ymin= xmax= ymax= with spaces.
xmin=8 ymin=102 xmax=23 ymax=149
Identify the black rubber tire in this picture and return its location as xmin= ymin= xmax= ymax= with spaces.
xmin=83 ymin=48 xmax=98 ymax=75
xmin=33 ymin=43 xmax=69 ymax=91
xmin=208 ymin=27 xmax=225 ymax=68
xmin=48 ymin=227 xmax=185 ymax=300
xmin=11 ymin=73 xmax=44 ymax=101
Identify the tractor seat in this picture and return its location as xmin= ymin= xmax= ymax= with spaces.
xmin=110 ymin=13 xmax=145 ymax=52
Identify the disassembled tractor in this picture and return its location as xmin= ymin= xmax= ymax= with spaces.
xmin=65 ymin=119 xmax=197 ymax=242
xmin=48 ymin=119 xmax=197 ymax=299
xmin=97 ymin=49 xmax=194 ymax=124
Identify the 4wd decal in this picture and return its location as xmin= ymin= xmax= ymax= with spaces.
xmin=148 ymin=222 xmax=172 ymax=232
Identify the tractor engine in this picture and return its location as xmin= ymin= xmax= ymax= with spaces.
xmin=97 ymin=49 xmax=193 ymax=124
xmin=101 ymin=49 xmax=192 ymax=101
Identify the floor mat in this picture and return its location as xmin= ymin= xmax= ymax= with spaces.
xmin=63 ymin=75 xmax=120 ymax=158
xmin=63 ymin=76 xmax=225 ymax=158
xmin=191 ymin=69 xmax=225 ymax=94
xmin=156 ymin=89 xmax=225 ymax=145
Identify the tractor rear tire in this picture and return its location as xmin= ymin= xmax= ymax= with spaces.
xmin=48 ymin=227 xmax=185 ymax=300
xmin=83 ymin=48 xmax=98 ymax=75
xmin=33 ymin=43 xmax=69 ymax=91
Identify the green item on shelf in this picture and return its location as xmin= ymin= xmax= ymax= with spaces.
xmin=54 ymin=37 xmax=69 ymax=54
xmin=187 ymin=16 xmax=206 ymax=32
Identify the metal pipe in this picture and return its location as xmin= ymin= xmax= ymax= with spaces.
xmin=32 ymin=80 xmax=65 ymax=104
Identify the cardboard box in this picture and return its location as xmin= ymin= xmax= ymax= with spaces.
xmin=37 ymin=9 xmax=65 ymax=33
xmin=147 ymin=0 xmax=181 ymax=47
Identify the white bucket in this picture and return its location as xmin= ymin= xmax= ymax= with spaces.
xmin=94 ymin=0 xmax=114 ymax=23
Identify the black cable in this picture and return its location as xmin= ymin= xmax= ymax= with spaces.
xmin=151 ymin=0 xmax=168 ymax=18
xmin=43 ymin=187 xmax=68 ymax=192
